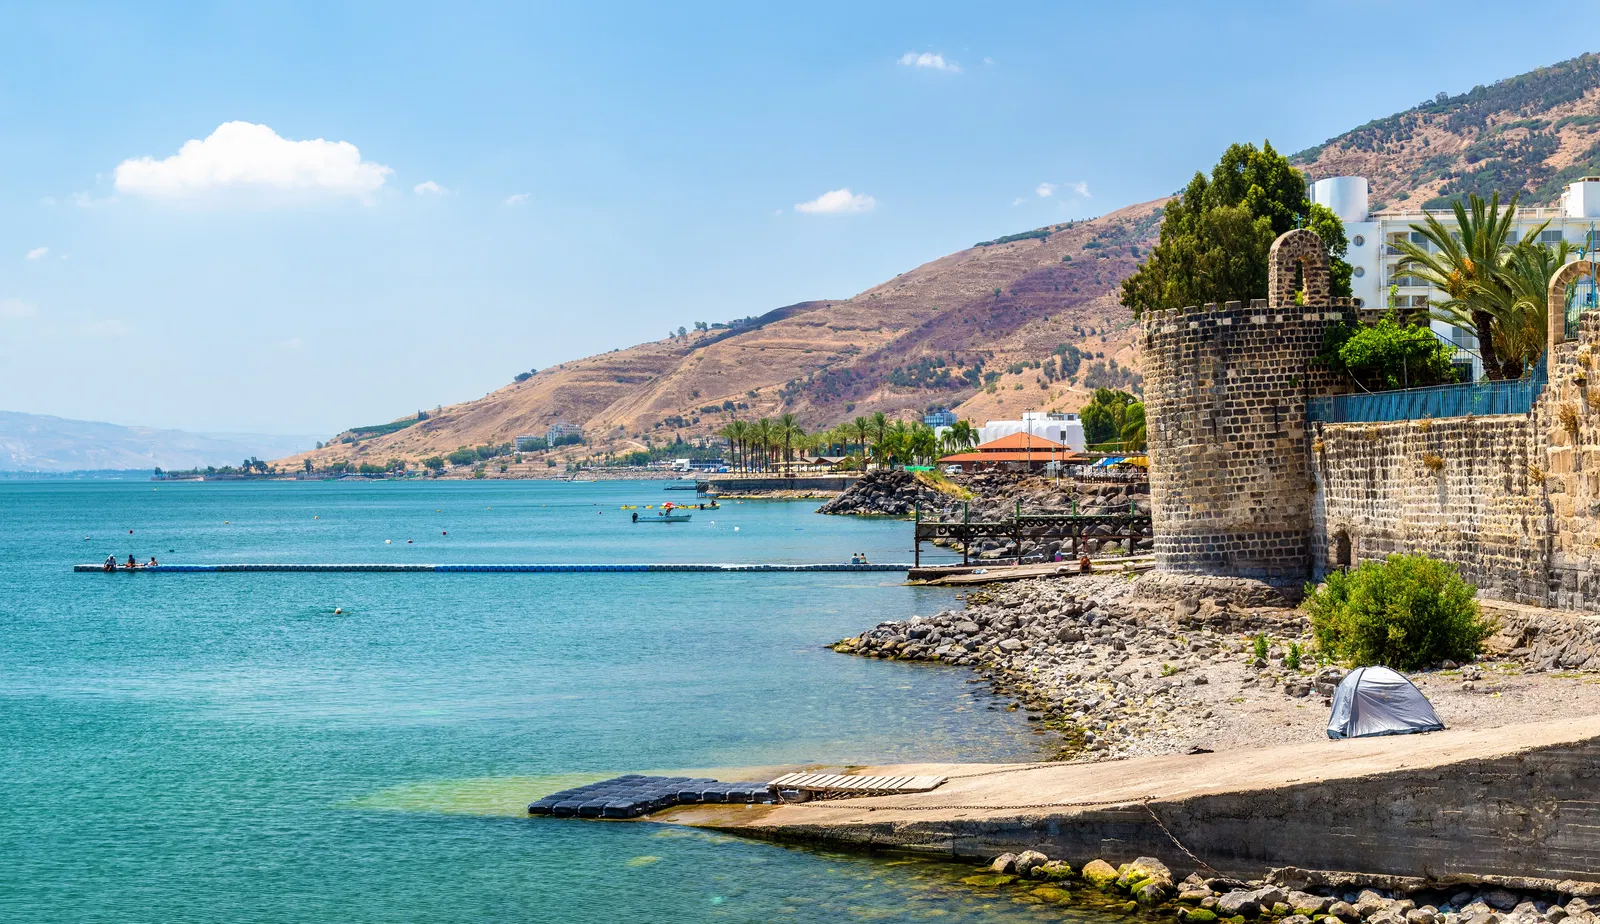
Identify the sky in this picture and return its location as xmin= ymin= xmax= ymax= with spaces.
xmin=1 ymin=1 xmax=1595 ymax=436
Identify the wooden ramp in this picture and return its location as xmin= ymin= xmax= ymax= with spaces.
xmin=768 ymin=772 xmax=947 ymax=799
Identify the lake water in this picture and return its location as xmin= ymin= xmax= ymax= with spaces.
xmin=0 ymin=479 xmax=1091 ymax=922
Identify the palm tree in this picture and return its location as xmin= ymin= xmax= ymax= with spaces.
xmin=1393 ymin=192 xmax=1521 ymax=380
xmin=777 ymin=412 xmax=804 ymax=472
xmin=869 ymin=412 xmax=890 ymax=469
xmin=1119 ymin=402 xmax=1147 ymax=452
xmin=939 ymin=419 xmax=978 ymax=455
xmin=1484 ymin=238 xmax=1570 ymax=378
xmin=909 ymin=423 xmax=939 ymax=466
xmin=848 ymin=416 xmax=871 ymax=458
xmin=751 ymin=418 xmax=775 ymax=472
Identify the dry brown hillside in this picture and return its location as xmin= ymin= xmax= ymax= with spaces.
xmin=1292 ymin=52 xmax=1600 ymax=210
xmin=278 ymin=199 xmax=1164 ymax=470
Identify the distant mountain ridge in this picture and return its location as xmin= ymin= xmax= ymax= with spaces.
xmin=0 ymin=411 xmax=318 ymax=472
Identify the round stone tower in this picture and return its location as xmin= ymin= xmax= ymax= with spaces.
xmin=1139 ymin=229 xmax=1351 ymax=586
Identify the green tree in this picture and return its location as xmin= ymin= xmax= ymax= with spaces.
xmin=1305 ymin=554 xmax=1492 ymax=670
xmin=1392 ymin=192 xmax=1523 ymax=380
xmin=302 ymin=458 xmax=313 ymax=473
xmin=1121 ymin=141 xmax=1352 ymax=318
xmin=1119 ymin=402 xmax=1147 ymax=452
xmin=1080 ymin=388 xmax=1136 ymax=446
xmin=423 ymin=456 xmax=445 ymax=472
xmin=939 ymin=419 xmax=978 ymax=455
xmin=1318 ymin=314 xmax=1459 ymax=390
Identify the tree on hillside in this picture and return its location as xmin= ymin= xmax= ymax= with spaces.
xmin=1120 ymin=141 xmax=1352 ymax=318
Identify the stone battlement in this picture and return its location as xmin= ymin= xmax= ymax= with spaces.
xmin=1141 ymin=297 xmax=1360 ymax=333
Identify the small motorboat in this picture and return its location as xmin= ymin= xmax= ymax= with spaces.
xmin=632 ymin=503 xmax=692 ymax=523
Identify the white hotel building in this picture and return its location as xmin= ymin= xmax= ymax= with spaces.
xmin=1323 ymin=175 xmax=1600 ymax=383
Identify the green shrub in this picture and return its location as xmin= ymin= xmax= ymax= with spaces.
xmin=1305 ymin=554 xmax=1493 ymax=670
xmin=1285 ymin=641 xmax=1302 ymax=671
xmin=1252 ymin=634 xmax=1268 ymax=661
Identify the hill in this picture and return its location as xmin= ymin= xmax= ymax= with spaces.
xmin=1292 ymin=52 xmax=1600 ymax=209
xmin=279 ymin=199 xmax=1164 ymax=471
xmin=0 ymin=411 xmax=317 ymax=473
xmin=282 ymin=51 xmax=1600 ymax=473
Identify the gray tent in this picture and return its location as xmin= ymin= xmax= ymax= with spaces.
xmin=1326 ymin=666 xmax=1444 ymax=740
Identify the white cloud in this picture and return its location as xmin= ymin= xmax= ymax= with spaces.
xmin=1071 ymin=181 xmax=1091 ymax=198
xmin=0 ymin=298 xmax=36 ymax=320
xmin=113 ymin=121 xmax=392 ymax=198
xmin=898 ymin=51 xmax=959 ymax=72
xmin=1036 ymin=183 xmax=1056 ymax=198
xmin=795 ymin=188 xmax=877 ymax=214
xmin=1012 ymin=197 xmax=1024 ymax=206
xmin=25 ymin=247 xmax=48 ymax=261
xmin=414 ymin=180 xmax=446 ymax=196
xmin=503 ymin=193 xmax=530 ymax=206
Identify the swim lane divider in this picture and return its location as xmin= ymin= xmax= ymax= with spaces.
xmin=73 ymin=562 xmax=912 ymax=574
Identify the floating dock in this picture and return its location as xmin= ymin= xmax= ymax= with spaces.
xmin=74 ymin=562 xmax=914 ymax=574
xmin=528 ymin=775 xmax=776 ymax=818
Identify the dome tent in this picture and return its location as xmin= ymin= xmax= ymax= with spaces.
xmin=1326 ymin=666 xmax=1444 ymax=740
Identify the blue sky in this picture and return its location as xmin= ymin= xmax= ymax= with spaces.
xmin=1 ymin=1 xmax=1592 ymax=435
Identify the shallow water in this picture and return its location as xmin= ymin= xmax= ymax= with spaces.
xmin=0 ymin=479 xmax=1101 ymax=922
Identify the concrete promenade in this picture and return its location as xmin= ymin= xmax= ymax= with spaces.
xmin=670 ymin=716 xmax=1600 ymax=882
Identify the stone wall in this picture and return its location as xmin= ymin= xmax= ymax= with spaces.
xmin=1140 ymin=229 xmax=1352 ymax=586
xmin=1311 ymin=414 xmax=1549 ymax=605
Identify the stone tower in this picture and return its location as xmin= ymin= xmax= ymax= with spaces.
xmin=1139 ymin=229 xmax=1352 ymax=586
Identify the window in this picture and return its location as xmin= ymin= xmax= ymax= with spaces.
xmin=1351 ymin=234 xmax=1365 ymax=247
xmin=1542 ymin=229 xmax=1565 ymax=244
xmin=1352 ymin=266 xmax=1365 ymax=277
xmin=1506 ymin=229 xmax=1520 ymax=244
xmin=1410 ymin=231 xmax=1429 ymax=245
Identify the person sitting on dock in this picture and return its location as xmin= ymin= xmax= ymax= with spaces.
xmin=857 ymin=552 xmax=869 ymax=564
xmin=125 ymin=554 xmax=139 ymax=569
xmin=146 ymin=556 xmax=159 ymax=567
xmin=850 ymin=553 xmax=861 ymax=564
xmin=103 ymin=554 xmax=117 ymax=572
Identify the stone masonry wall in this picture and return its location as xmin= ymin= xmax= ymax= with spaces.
xmin=1140 ymin=229 xmax=1352 ymax=587
xmin=1311 ymin=415 xmax=1549 ymax=605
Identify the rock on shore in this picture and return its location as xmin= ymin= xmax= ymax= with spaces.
xmin=952 ymin=848 xmax=1600 ymax=924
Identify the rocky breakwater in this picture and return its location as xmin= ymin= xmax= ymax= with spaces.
xmin=814 ymin=470 xmax=962 ymax=517
xmin=949 ymin=848 xmax=1600 ymax=923
xmin=831 ymin=573 xmax=1345 ymax=758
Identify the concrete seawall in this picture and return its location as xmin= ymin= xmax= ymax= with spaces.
xmin=704 ymin=475 xmax=860 ymax=493
xmin=671 ymin=716 xmax=1600 ymax=882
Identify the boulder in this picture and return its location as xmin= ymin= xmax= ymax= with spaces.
xmin=1082 ymin=859 xmax=1120 ymax=889
xmin=1136 ymin=880 xmax=1175 ymax=907
xmin=1117 ymin=857 xmax=1174 ymax=891
xmin=1357 ymin=890 xmax=1390 ymax=917
xmin=1012 ymin=850 xmax=1049 ymax=878
xmin=1182 ymin=909 xmax=1219 ymax=924
xmin=1329 ymin=901 xmax=1359 ymax=921
xmin=1290 ymin=892 xmax=1332 ymax=915
xmin=1217 ymin=891 xmax=1261 ymax=917
xmin=989 ymin=852 xmax=1017 ymax=874
xmin=1030 ymin=860 xmax=1072 ymax=881
xmin=1485 ymin=892 xmax=1522 ymax=912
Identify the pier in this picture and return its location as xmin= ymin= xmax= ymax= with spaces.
xmin=669 ymin=715 xmax=1600 ymax=882
xmin=74 ymin=562 xmax=914 ymax=574
xmin=912 ymin=502 xmax=1153 ymax=567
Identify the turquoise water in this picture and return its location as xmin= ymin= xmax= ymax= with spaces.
xmin=0 ymin=480 xmax=1082 ymax=922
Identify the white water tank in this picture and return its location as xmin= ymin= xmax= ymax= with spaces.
xmin=1312 ymin=177 xmax=1370 ymax=223
xmin=1565 ymin=178 xmax=1600 ymax=218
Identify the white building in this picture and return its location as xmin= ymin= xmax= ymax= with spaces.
xmin=977 ymin=411 xmax=1086 ymax=452
xmin=1323 ymin=175 xmax=1600 ymax=382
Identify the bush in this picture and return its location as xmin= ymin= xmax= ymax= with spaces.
xmin=1305 ymin=554 xmax=1493 ymax=670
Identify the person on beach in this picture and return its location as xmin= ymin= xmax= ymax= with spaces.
xmin=1079 ymin=554 xmax=1091 ymax=574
